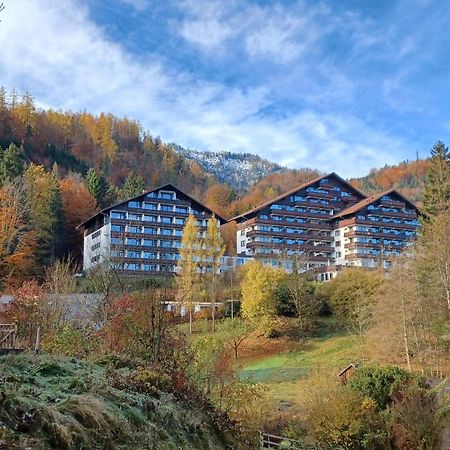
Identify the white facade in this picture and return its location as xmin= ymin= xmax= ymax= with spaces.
xmin=83 ymin=222 xmax=111 ymax=272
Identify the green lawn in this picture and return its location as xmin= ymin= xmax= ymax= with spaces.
xmin=240 ymin=323 xmax=362 ymax=403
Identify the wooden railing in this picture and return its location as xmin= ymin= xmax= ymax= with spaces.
xmin=0 ymin=323 xmax=17 ymax=349
xmin=259 ymin=432 xmax=316 ymax=449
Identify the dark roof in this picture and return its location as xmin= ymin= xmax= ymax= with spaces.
xmin=78 ymin=183 xmax=227 ymax=229
xmin=331 ymin=189 xmax=420 ymax=220
xmin=338 ymin=363 xmax=356 ymax=377
xmin=230 ymin=172 xmax=366 ymax=222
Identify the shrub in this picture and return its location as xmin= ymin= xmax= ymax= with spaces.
xmin=127 ymin=367 xmax=173 ymax=394
xmin=389 ymin=384 xmax=449 ymax=450
xmin=300 ymin=373 xmax=387 ymax=449
xmin=42 ymin=324 xmax=97 ymax=358
xmin=348 ymin=364 xmax=414 ymax=410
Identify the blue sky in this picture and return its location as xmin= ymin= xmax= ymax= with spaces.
xmin=0 ymin=0 xmax=449 ymax=177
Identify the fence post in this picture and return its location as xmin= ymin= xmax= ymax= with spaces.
xmin=34 ymin=326 xmax=41 ymax=353
xmin=259 ymin=430 xmax=264 ymax=448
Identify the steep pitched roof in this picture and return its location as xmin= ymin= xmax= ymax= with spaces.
xmin=331 ymin=189 xmax=419 ymax=220
xmin=230 ymin=172 xmax=366 ymax=222
xmin=78 ymin=183 xmax=227 ymax=229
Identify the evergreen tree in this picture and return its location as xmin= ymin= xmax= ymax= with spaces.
xmin=423 ymin=141 xmax=450 ymax=216
xmin=202 ymin=215 xmax=225 ymax=332
xmin=85 ymin=168 xmax=108 ymax=208
xmin=24 ymin=164 xmax=63 ymax=271
xmin=0 ymin=143 xmax=24 ymax=185
xmin=176 ymin=214 xmax=201 ymax=333
xmin=119 ymin=172 xmax=146 ymax=200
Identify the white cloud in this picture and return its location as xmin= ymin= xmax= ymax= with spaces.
xmin=0 ymin=0 xmax=417 ymax=178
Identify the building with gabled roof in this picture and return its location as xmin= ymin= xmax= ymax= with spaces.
xmin=78 ymin=183 xmax=226 ymax=275
xmin=232 ymin=173 xmax=420 ymax=277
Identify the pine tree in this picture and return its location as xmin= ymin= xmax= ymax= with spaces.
xmin=85 ymin=168 xmax=108 ymax=207
xmin=203 ymin=215 xmax=225 ymax=332
xmin=422 ymin=141 xmax=450 ymax=216
xmin=0 ymin=143 xmax=24 ymax=185
xmin=176 ymin=214 xmax=201 ymax=333
xmin=119 ymin=172 xmax=146 ymax=200
xmin=24 ymin=164 xmax=62 ymax=271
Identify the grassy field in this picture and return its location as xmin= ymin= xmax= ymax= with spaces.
xmin=239 ymin=318 xmax=362 ymax=404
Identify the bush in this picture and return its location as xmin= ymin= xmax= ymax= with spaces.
xmin=127 ymin=367 xmax=173 ymax=394
xmin=348 ymin=364 xmax=414 ymax=410
xmin=389 ymin=384 xmax=449 ymax=450
xmin=300 ymin=373 xmax=387 ymax=449
xmin=43 ymin=324 xmax=97 ymax=358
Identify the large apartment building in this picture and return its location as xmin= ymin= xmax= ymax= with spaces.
xmin=232 ymin=172 xmax=420 ymax=275
xmin=78 ymin=184 xmax=226 ymax=275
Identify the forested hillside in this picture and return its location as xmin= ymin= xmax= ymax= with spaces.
xmin=350 ymin=159 xmax=430 ymax=204
xmin=0 ymin=88 xmax=435 ymax=271
xmin=0 ymin=88 xmax=213 ymax=197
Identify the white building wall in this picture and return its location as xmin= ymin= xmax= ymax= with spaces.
xmin=83 ymin=222 xmax=111 ymax=272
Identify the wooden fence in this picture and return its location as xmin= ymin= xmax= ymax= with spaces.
xmin=0 ymin=323 xmax=17 ymax=349
xmin=259 ymin=432 xmax=318 ymax=449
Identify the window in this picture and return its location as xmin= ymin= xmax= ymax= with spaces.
xmin=175 ymin=206 xmax=188 ymax=214
xmin=143 ymin=215 xmax=157 ymax=222
xmin=126 ymin=251 xmax=140 ymax=258
xmin=143 ymin=202 xmax=158 ymax=210
xmin=142 ymin=239 xmax=157 ymax=247
xmin=160 ymin=228 xmax=172 ymax=236
xmin=91 ymin=242 xmax=100 ymax=251
xmin=111 ymin=250 xmax=124 ymax=258
xmin=160 ymin=216 xmax=172 ymax=224
xmin=173 ymin=241 xmax=182 ymax=248
xmin=127 ymin=226 xmax=140 ymax=233
xmin=111 ymin=224 xmax=124 ymax=232
xmin=240 ymin=240 xmax=246 ymax=246
xmin=160 ymin=253 xmax=175 ymax=260
xmin=125 ymin=263 xmax=139 ymax=271
xmin=142 ymin=264 xmax=157 ymax=271
xmin=142 ymin=252 xmax=156 ymax=259
xmin=174 ymin=218 xmax=185 ymax=225
xmin=126 ymin=238 xmax=140 ymax=246
xmin=111 ymin=211 xmax=125 ymax=219
xmin=92 ymin=230 xmax=101 ymax=239
xmin=143 ymin=227 xmax=157 ymax=234
xmin=128 ymin=213 xmax=141 ymax=221
xmin=160 ymin=204 xmax=173 ymax=212
xmin=128 ymin=201 xmax=141 ymax=209
xmin=336 ymin=251 xmax=342 ymax=258
xmin=174 ymin=229 xmax=182 ymax=237
xmin=240 ymin=230 xmax=245 ymax=236
xmin=111 ymin=237 xmax=122 ymax=245
xmin=335 ymin=241 xmax=341 ymax=247
xmin=160 ymin=240 xmax=172 ymax=248
xmin=335 ymin=230 xmax=340 ymax=236
xmin=159 ymin=192 xmax=174 ymax=200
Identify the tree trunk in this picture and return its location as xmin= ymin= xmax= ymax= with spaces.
xmin=400 ymin=278 xmax=412 ymax=372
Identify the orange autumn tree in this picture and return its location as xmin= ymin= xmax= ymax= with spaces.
xmin=59 ymin=174 xmax=98 ymax=260
xmin=0 ymin=181 xmax=36 ymax=288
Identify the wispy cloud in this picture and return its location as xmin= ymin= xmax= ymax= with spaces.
xmin=0 ymin=0 xmax=447 ymax=177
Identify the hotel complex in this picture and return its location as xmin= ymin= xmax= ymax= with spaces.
xmin=79 ymin=184 xmax=226 ymax=275
xmin=232 ymin=172 xmax=420 ymax=279
xmin=79 ymin=173 xmax=420 ymax=279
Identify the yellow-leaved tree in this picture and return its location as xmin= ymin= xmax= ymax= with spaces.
xmin=241 ymin=260 xmax=285 ymax=335
xmin=203 ymin=215 xmax=225 ymax=332
xmin=176 ymin=214 xmax=201 ymax=333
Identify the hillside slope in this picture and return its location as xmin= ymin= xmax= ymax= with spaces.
xmin=0 ymin=354 xmax=242 ymax=450
xmin=173 ymin=146 xmax=284 ymax=191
